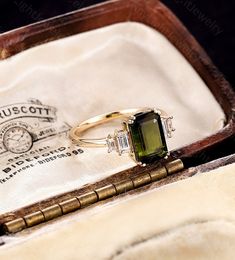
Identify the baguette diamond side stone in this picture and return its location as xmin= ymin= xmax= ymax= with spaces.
xmin=106 ymin=135 xmax=116 ymax=153
xmin=106 ymin=131 xmax=130 ymax=154
xmin=163 ymin=117 xmax=175 ymax=138
xmin=116 ymin=130 xmax=130 ymax=155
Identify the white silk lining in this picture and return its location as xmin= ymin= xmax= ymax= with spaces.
xmin=0 ymin=22 xmax=225 ymax=213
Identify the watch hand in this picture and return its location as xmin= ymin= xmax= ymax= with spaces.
xmin=17 ymin=132 xmax=25 ymax=141
xmin=8 ymin=138 xmax=19 ymax=142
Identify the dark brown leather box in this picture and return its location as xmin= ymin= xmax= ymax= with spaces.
xmin=0 ymin=0 xmax=235 ymax=237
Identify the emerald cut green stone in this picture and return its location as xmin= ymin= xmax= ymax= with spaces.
xmin=129 ymin=111 xmax=168 ymax=164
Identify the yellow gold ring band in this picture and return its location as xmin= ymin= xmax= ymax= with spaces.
xmin=69 ymin=107 xmax=175 ymax=164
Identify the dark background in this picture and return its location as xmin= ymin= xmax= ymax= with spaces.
xmin=0 ymin=0 xmax=234 ymax=88
xmin=0 ymin=0 xmax=234 ymax=162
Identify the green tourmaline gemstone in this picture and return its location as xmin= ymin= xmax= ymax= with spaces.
xmin=129 ymin=111 xmax=168 ymax=164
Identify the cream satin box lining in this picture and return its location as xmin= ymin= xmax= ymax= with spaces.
xmin=1 ymin=159 xmax=235 ymax=259
xmin=0 ymin=22 xmax=225 ymax=213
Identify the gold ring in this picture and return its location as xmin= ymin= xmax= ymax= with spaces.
xmin=69 ymin=108 xmax=175 ymax=165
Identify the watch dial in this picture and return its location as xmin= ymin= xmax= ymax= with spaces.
xmin=3 ymin=127 xmax=33 ymax=154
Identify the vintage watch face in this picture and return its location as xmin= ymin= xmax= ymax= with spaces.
xmin=3 ymin=127 xmax=33 ymax=154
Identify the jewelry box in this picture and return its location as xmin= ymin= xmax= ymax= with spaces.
xmin=0 ymin=0 xmax=234 ymax=257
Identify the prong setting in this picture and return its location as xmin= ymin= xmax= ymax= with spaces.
xmin=128 ymin=119 xmax=135 ymax=125
xmin=164 ymin=152 xmax=170 ymax=160
xmin=154 ymin=108 xmax=162 ymax=115
xmin=137 ymin=161 xmax=147 ymax=167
